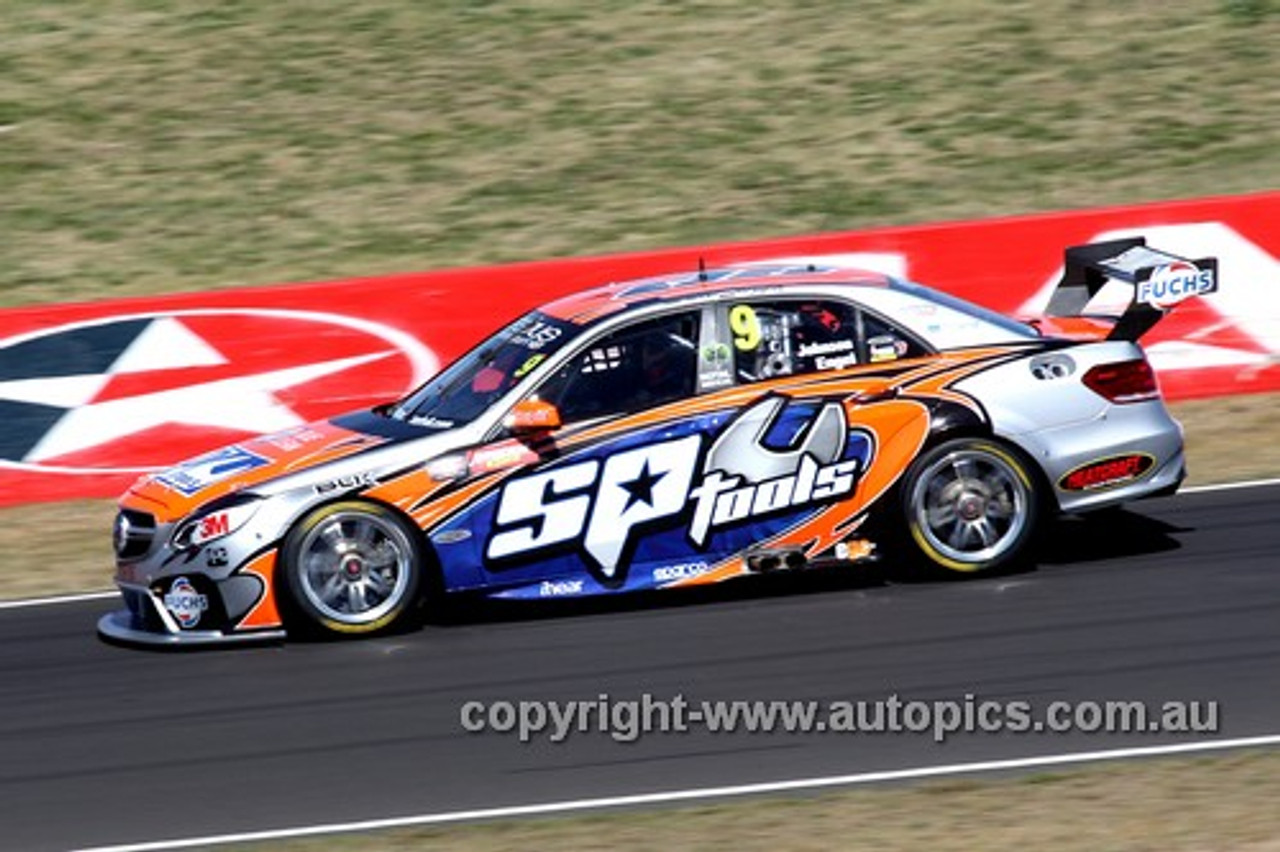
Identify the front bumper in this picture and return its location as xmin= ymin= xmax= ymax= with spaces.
xmin=97 ymin=583 xmax=285 ymax=648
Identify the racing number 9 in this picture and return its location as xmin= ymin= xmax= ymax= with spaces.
xmin=730 ymin=305 xmax=761 ymax=351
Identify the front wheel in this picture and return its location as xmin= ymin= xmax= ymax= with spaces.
xmin=901 ymin=438 xmax=1040 ymax=575
xmin=279 ymin=501 xmax=424 ymax=637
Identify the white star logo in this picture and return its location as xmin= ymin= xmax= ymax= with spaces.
xmin=22 ymin=354 xmax=394 ymax=463
xmin=0 ymin=309 xmax=437 ymax=474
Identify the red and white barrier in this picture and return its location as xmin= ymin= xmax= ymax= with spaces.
xmin=2 ymin=191 xmax=1276 ymax=505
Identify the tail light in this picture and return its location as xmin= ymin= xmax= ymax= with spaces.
xmin=1082 ymin=359 xmax=1160 ymax=403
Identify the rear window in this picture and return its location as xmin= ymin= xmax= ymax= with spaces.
xmin=889 ymin=279 xmax=1040 ymax=342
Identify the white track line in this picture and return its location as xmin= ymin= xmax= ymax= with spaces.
xmin=1180 ymin=476 xmax=1280 ymax=494
xmin=8 ymin=475 xmax=1280 ymax=611
xmin=0 ymin=590 xmax=116 ymax=610
xmin=73 ymin=734 xmax=1280 ymax=852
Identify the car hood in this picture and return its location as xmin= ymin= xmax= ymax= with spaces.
xmin=119 ymin=410 xmax=458 ymax=523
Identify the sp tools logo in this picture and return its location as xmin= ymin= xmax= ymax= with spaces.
xmin=0 ymin=309 xmax=436 ymax=478
xmin=485 ymin=397 xmax=874 ymax=583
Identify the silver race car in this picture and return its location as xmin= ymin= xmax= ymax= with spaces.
xmin=100 ymin=237 xmax=1213 ymax=646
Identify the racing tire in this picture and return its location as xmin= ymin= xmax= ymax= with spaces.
xmin=279 ymin=501 xmax=424 ymax=638
xmin=899 ymin=437 xmax=1041 ymax=576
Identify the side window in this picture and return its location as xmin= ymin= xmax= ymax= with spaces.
xmin=861 ymin=310 xmax=928 ymax=363
xmin=728 ymin=300 xmax=860 ymax=382
xmin=533 ymin=312 xmax=700 ymax=423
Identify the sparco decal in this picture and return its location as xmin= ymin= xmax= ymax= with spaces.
xmin=485 ymin=397 xmax=873 ymax=580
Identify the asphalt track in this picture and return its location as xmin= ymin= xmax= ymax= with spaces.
xmin=3 ymin=483 xmax=1280 ymax=851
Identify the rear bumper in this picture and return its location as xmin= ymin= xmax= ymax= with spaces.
xmin=1005 ymin=399 xmax=1185 ymax=514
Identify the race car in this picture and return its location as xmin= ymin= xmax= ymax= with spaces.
xmin=98 ymin=237 xmax=1215 ymax=646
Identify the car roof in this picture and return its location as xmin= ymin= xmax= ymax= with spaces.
xmin=538 ymin=262 xmax=1040 ymax=349
xmin=540 ymin=263 xmax=894 ymax=325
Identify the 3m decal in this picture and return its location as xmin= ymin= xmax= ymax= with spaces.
xmin=199 ymin=513 xmax=230 ymax=540
xmin=485 ymin=397 xmax=873 ymax=581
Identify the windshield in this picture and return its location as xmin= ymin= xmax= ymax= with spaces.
xmin=389 ymin=312 xmax=576 ymax=428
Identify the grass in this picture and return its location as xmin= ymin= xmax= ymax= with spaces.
xmin=1 ymin=1 xmax=1277 ymax=308
xmin=229 ymin=749 xmax=1280 ymax=851
xmin=4 ymin=0 xmax=1274 ymax=599
xmin=3 ymin=1 xmax=1279 ymax=849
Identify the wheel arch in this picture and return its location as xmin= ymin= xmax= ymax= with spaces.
xmin=918 ymin=397 xmax=1058 ymax=514
xmin=274 ymin=494 xmax=442 ymax=636
xmin=895 ymin=430 xmax=1047 ymax=576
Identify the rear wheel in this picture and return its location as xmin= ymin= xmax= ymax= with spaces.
xmin=280 ymin=501 xmax=423 ymax=637
xmin=901 ymin=438 xmax=1040 ymax=575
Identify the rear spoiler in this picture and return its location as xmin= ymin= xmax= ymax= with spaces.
xmin=1044 ymin=237 xmax=1218 ymax=341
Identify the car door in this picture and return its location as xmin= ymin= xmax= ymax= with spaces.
xmin=428 ymin=308 xmax=720 ymax=597
xmin=687 ymin=294 xmax=934 ymax=566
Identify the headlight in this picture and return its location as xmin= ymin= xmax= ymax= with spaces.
xmin=171 ymin=494 xmax=261 ymax=550
xmin=113 ymin=509 xmax=156 ymax=559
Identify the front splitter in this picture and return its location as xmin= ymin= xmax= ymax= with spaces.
xmin=97 ymin=610 xmax=286 ymax=648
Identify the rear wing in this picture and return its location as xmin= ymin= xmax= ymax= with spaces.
xmin=1044 ymin=237 xmax=1218 ymax=341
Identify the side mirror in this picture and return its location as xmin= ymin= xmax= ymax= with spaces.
xmin=504 ymin=399 xmax=562 ymax=434
xmin=850 ymin=380 xmax=900 ymax=405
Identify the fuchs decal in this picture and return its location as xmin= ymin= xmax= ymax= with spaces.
xmin=1137 ymin=261 xmax=1217 ymax=308
xmin=484 ymin=397 xmax=874 ymax=582
xmin=162 ymin=577 xmax=209 ymax=628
